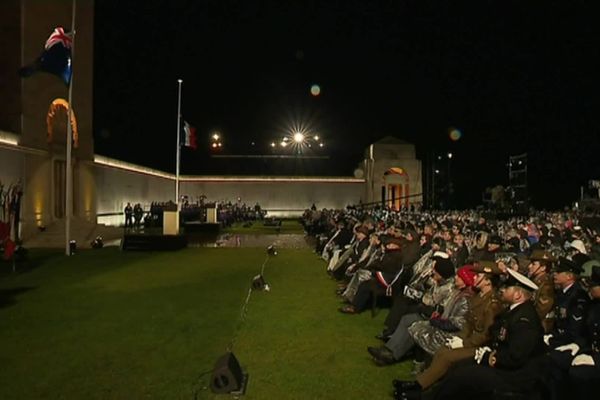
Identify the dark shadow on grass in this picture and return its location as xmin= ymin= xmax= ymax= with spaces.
xmin=0 ymin=249 xmax=63 ymax=276
xmin=0 ymin=286 xmax=37 ymax=309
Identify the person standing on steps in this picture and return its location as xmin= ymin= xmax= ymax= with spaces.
xmin=124 ymin=202 xmax=133 ymax=228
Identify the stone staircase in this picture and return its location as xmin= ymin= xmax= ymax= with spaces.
xmin=23 ymin=218 xmax=124 ymax=249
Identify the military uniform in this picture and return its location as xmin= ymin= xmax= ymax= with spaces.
xmin=415 ymin=290 xmax=505 ymax=389
xmin=547 ymin=298 xmax=600 ymax=400
xmin=434 ymin=300 xmax=545 ymax=398
xmin=571 ymin=298 xmax=600 ymax=382
xmin=527 ymin=249 xmax=557 ymax=333
xmin=548 ymin=281 xmax=589 ymax=348
xmin=533 ymin=273 xmax=556 ymax=333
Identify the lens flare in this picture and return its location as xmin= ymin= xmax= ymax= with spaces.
xmin=310 ymin=84 xmax=321 ymax=96
xmin=449 ymin=128 xmax=462 ymax=141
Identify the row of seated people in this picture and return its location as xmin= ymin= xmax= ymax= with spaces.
xmin=310 ymin=210 xmax=600 ymax=400
xmin=139 ymin=200 xmax=266 ymax=227
xmin=218 ymin=202 xmax=266 ymax=226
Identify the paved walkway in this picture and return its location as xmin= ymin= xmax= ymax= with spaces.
xmin=189 ymin=233 xmax=314 ymax=249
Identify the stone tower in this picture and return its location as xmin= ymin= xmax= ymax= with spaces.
xmin=0 ymin=0 xmax=96 ymax=238
xmin=359 ymin=136 xmax=423 ymax=210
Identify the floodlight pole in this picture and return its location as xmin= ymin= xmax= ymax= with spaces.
xmin=175 ymin=79 xmax=182 ymax=210
xmin=65 ymin=0 xmax=77 ymax=256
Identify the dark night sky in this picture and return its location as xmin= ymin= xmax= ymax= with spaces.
xmin=92 ymin=0 xmax=600 ymax=209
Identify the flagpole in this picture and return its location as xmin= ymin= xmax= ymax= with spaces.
xmin=65 ymin=0 xmax=76 ymax=256
xmin=176 ymin=79 xmax=183 ymax=211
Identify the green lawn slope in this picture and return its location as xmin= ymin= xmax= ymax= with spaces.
xmin=0 ymin=246 xmax=411 ymax=399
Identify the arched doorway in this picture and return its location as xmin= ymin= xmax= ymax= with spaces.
xmin=382 ymin=167 xmax=410 ymax=211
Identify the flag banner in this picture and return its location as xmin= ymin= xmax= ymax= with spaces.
xmin=180 ymin=120 xmax=197 ymax=149
xmin=19 ymin=27 xmax=73 ymax=86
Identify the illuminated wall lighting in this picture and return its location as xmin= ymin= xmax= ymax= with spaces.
xmin=0 ymin=131 xmax=19 ymax=146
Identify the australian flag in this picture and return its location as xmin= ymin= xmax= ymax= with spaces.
xmin=180 ymin=120 xmax=197 ymax=149
xmin=20 ymin=27 xmax=73 ymax=86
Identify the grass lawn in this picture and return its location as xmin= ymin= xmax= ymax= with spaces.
xmin=0 ymin=246 xmax=411 ymax=399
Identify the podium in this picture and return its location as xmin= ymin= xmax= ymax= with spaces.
xmin=206 ymin=206 xmax=218 ymax=223
xmin=163 ymin=211 xmax=180 ymax=235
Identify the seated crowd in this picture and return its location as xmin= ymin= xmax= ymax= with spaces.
xmin=217 ymin=201 xmax=266 ymax=226
xmin=129 ymin=199 xmax=266 ymax=228
xmin=302 ymin=207 xmax=600 ymax=400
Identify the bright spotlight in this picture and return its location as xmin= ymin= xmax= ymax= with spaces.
xmin=319 ymin=142 xmax=324 ymax=148
xmin=217 ymin=142 xmax=222 ymax=147
xmin=314 ymin=135 xmax=320 ymax=141
xmin=270 ymin=142 xmax=276 ymax=147
xmin=293 ymin=132 xmax=304 ymax=143
xmin=447 ymin=152 xmax=453 ymax=159
xmin=212 ymin=133 xmax=220 ymax=141
xmin=212 ymin=143 xmax=217 ymax=148
xmin=280 ymin=141 xmax=288 ymax=147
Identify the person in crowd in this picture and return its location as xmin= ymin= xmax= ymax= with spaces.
xmin=338 ymin=235 xmax=407 ymax=314
xmin=476 ymin=216 xmax=488 ymax=232
xmin=468 ymin=230 xmax=489 ymax=263
xmin=407 ymin=265 xmax=477 ymax=372
xmin=394 ymin=263 xmax=504 ymax=399
xmin=322 ymin=219 xmax=353 ymax=262
xmin=545 ymin=257 xmax=590 ymax=349
xmin=487 ymin=256 xmax=520 ymax=287
xmin=479 ymin=234 xmax=504 ymax=262
xmin=429 ymin=269 xmax=546 ymax=399
xmin=527 ymin=249 xmax=557 ymax=333
xmin=133 ymin=203 xmax=143 ymax=229
xmin=367 ymin=255 xmax=455 ymax=365
xmin=451 ymin=233 xmax=469 ymax=268
xmin=340 ymin=232 xmax=383 ymax=303
xmin=568 ymin=239 xmax=591 ymax=270
xmin=401 ymin=229 xmax=422 ymax=268
xmin=418 ymin=233 xmax=432 ymax=256
xmin=589 ymin=231 xmax=600 ymax=261
xmin=379 ymin=238 xmax=447 ymax=340
xmin=332 ymin=224 xmax=371 ymax=281
xmin=439 ymin=228 xmax=453 ymax=244
xmin=124 ymin=202 xmax=133 ymax=228
xmin=546 ymin=265 xmax=600 ymax=400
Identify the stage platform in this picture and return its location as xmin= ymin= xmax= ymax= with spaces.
xmin=122 ymin=234 xmax=188 ymax=251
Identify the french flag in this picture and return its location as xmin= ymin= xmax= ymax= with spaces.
xmin=181 ymin=120 xmax=197 ymax=149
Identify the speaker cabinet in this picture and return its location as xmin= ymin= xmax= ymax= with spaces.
xmin=210 ymin=352 xmax=244 ymax=394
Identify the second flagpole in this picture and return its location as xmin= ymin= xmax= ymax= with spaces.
xmin=175 ymin=79 xmax=182 ymax=211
